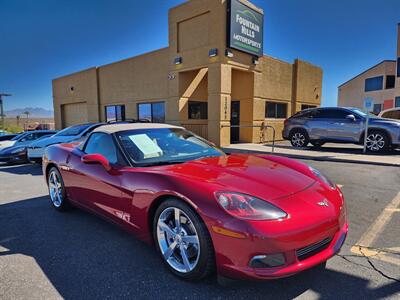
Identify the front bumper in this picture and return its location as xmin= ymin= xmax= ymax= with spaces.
xmin=208 ymin=186 xmax=347 ymax=280
xmin=27 ymin=147 xmax=44 ymax=159
xmin=0 ymin=154 xmax=28 ymax=164
xmin=217 ymin=223 xmax=348 ymax=280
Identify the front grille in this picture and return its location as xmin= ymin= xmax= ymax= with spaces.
xmin=296 ymin=237 xmax=332 ymax=261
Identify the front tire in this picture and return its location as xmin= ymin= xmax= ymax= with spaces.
xmin=365 ymin=130 xmax=389 ymax=152
xmin=290 ymin=129 xmax=309 ymax=148
xmin=47 ymin=167 xmax=70 ymax=211
xmin=153 ymin=198 xmax=215 ymax=280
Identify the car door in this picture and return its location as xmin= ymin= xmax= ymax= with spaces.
xmin=66 ymin=132 xmax=128 ymax=224
xmin=304 ymin=109 xmax=327 ymax=140
xmin=308 ymin=108 xmax=358 ymax=142
xmin=332 ymin=109 xmax=364 ymax=141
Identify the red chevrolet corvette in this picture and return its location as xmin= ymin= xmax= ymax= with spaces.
xmin=43 ymin=123 xmax=347 ymax=281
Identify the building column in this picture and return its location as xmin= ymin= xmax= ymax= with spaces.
xmin=208 ymin=64 xmax=231 ymax=146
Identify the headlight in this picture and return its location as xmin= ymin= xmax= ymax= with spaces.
xmin=215 ymin=192 xmax=287 ymax=220
xmin=11 ymin=148 xmax=26 ymax=154
xmin=309 ymin=166 xmax=336 ymax=189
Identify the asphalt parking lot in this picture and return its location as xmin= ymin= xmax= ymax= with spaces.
xmin=0 ymin=160 xmax=399 ymax=299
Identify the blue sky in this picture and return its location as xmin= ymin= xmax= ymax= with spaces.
xmin=0 ymin=0 xmax=399 ymax=110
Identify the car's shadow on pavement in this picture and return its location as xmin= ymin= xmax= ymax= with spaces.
xmin=0 ymin=196 xmax=399 ymax=299
xmin=0 ymin=163 xmax=43 ymax=176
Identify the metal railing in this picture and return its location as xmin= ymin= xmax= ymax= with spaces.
xmin=221 ymin=123 xmax=276 ymax=153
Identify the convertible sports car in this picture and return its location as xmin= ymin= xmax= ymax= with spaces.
xmin=43 ymin=123 xmax=348 ymax=281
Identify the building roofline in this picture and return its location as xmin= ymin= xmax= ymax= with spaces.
xmin=338 ymin=60 xmax=396 ymax=88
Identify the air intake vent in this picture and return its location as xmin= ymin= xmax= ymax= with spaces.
xmin=296 ymin=237 xmax=332 ymax=261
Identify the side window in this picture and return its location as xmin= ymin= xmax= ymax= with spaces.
xmin=382 ymin=111 xmax=400 ymax=119
xmin=84 ymin=133 xmax=118 ymax=164
xmin=318 ymin=109 xmax=348 ymax=119
xmin=20 ymin=133 xmax=35 ymax=142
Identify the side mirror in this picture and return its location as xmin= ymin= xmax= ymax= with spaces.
xmin=345 ymin=114 xmax=356 ymax=121
xmin=81 ymin=154 xmax=111 ymax=171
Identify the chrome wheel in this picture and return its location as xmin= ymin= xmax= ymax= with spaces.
xmin=366 ymin=133 xmax=385 ymax=152
xmin=156 ymin=207 xmax=200 ymax=273
xmin=48 ymin=170 xmax=63 ymax=207
xmin=292 ymin=132 xmax=306 ymax=147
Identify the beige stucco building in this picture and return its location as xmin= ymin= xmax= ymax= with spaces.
xmin=52 ymin=0 xmax=322 ymax=146
xmin=338 ymin=24 xmax=400 ymax=113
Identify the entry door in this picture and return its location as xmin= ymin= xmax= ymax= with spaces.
xmin=230 ymin=101 xmax=240 ymax=143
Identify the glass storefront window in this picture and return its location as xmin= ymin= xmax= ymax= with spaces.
xmin=138 ymin=102 xmax=165 ymax=123
xmin=105 ymin=105 xmax=125 ymax=122
xmin=188 ymin=101 xmax=208 ymax=119
xmin=265 ymin=102 xmax=287 ymax=118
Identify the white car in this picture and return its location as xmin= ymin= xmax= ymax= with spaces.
xmin=0 ymin=131 xmax=56 ymax=150
xmin=27 ymin=123 xmax=103 ymax=163
xmin=378 ymin=107 xmax=400 ymax=120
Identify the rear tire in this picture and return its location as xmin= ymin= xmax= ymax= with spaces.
xmin=365 ymin=130 xmax=389 ymax=152
xmin=153 ymin=198 xmax=215 ymax=280
xmin=289 ymin=129 xmax=310 ymax=148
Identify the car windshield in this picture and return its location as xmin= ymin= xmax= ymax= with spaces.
xmin=54 ymin=124 xmax=93 ymax=137
xmin=11 ymin=133 xmax=24 ymax=141
xmin=116 ymin=128 xmax=225 ymax=166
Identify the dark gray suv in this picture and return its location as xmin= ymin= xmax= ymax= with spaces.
xmin=282 ymin=107 xmax=400 ymax=152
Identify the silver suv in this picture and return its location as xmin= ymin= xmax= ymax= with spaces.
xmin=283 ymin=107 xmax=400 ymax=152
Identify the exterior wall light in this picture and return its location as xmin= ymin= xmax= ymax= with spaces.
xmin=225 ymin=49 xmax=234 ymax=58
xmin=209 ymin=48 xmax=218 ymax=57
xmin=252 ymin=57 xmax=259 ymax=65
xmin=174 ymin=56 xmax=182 ymax=65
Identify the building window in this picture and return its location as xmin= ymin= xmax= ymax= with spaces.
xmin=373 ymin=103 xmax=382 ymax=114
xmin=301 ymin=104 xmax=317 ymax=110
xmin=386 ymin=75 xmax=395 ymax=89
xmin=365 ymin=76 xmax=383 ymax=92
xmin=397 ymin=58 xmax=400 ymax=77
xmin=137 ymin=102 xmax=165 ymax=123
xmin=188 ymin=101 xmax=208 ymax=119
xmin=395 ymin=97 xmax=400 ymax=108
xmin=105 ymin=105 xmax=125 ymax=122
xmin=265 ymin=102 xmax=287 ymax=118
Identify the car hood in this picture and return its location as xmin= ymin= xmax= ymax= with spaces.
xmin=370 ymin=117 xmax=400 ymax=126
xmin=149 ymin=154 xmax=316 ymax=201
xmin=29 ymin=135 xmax=77 ymax=148
xmin=0 ymin=140 xmax=16 ymax=150
xmin=0 ymin=145 xmax=27 ymax=155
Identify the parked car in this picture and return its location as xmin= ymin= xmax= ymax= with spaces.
xmin=43 ymin=123 xmax=347 ymax=281
xmin=283 ymin=107 xmax=400 ymax=152
xmin=0 ymin=133 xmax=56 ymax=164
xmin=0 ymin=134 xmax=18 ymax=142
xmin=0 ymin=130 xmax=57 ymax=151
xmin=27 ymin=123 xmax=104 ymax=163
xmin=378 ymin=107 xmax=400 ymax=120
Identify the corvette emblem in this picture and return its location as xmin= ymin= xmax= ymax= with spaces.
xmin=317 ymin=199 xmax=329 ymax=207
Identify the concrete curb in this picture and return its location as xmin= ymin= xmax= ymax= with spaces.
xmin=222 ymin=148 xmax=400 ymax=168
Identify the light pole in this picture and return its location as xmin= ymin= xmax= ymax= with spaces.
xmin=0 ymin=93 xmax=12 ymax=132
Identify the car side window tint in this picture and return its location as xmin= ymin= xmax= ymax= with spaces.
xmin=84 ymin=133 xmax=118 ymax=164
xmin=318 ymin=109 xmax=348 ymax=119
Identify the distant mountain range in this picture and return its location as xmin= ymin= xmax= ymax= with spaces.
xmin=4 ymin=107 xmax=54 ymax=118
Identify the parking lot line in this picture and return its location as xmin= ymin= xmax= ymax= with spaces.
xmin=350 ymin=191 xmax=400 ymax=266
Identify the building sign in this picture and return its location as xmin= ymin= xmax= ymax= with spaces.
xmin=227 ymin=0 xmax=264 ymax=57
